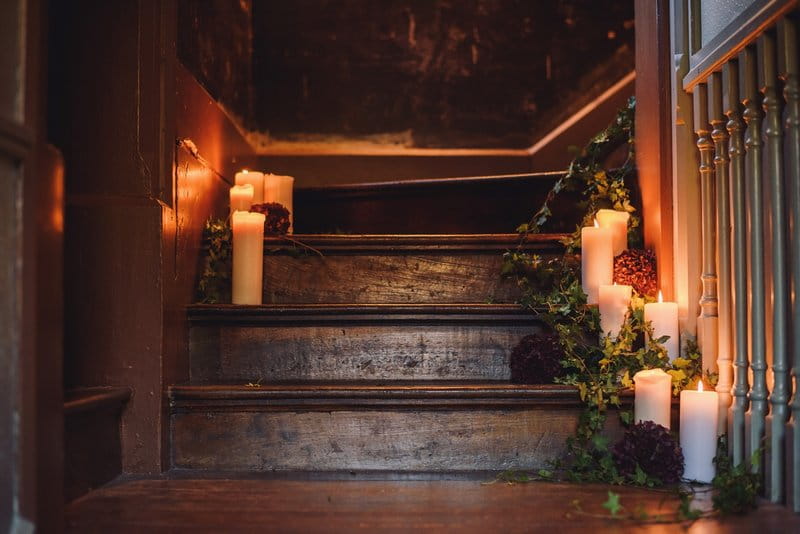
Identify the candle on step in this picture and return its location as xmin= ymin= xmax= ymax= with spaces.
xmin=235 ymin=170 xmax=264 ymax=204
xmin=644 ymin=291 xmax=680 ymax=362
xmin=599 ymin=283 xmax=632 ymax=338
xmin=264 ymin=173 xmax=295 ymax=233
xmin=232 ymin=211 xmax=266 ymax=305
xmin=633 ymin=368 xmax=672 ymax=429
xmin=229 ymin=184 xmax=254 ymax=214
xmin=680 ymin=380 xmax=718 ymax=482
xmin=596 ymin=208 xmax=630 ymax=256
xmin=581 ymin=220 xmax=613 ymax=305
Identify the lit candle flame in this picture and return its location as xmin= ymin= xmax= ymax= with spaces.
xmin=658 ymin=290 xmax=663 ymax=303
xmin=698 ymin=380 xmax=704 ymax=392
xmin=242 ymin=169 xmax=249 ymax=174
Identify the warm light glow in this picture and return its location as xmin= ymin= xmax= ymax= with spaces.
xmin=697 ymin=380 xmax=704 ymax=392
xmin=241 ymin=169 xmax=249 ymax=174
xmin=658 ymin=290 xmax=663 ymax=303
xmin=594 ymin=218 xmax=599 ymax=228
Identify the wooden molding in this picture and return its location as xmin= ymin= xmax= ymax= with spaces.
xmin=684 ymin=0 xmax=798 ymax=91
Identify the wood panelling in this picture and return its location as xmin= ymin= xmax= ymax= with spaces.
xmin=161 ymin=63 xmax=259 ymax=468
xmin=170 ymin=384 xmax=623 ymax=472
xmin=65 ymin=478 xmax=800 ymax=533
xmin=262 ymin=234 xmax=563 ymax=304
xmin=635 ymin=0 xmax=674 ymax=299
xmin=291 ymin=173 xmax=581 ymax=234
xmin=188 ymin=304 xmax=543 ymax=382
xmin=64 ymin=387 xmax=130 ymax=502
xmin=64 ymin=202 xmax=165 ymax=473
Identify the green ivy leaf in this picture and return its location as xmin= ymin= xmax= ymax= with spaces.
xmin=602 ymin=491 xmax=622 ymax=517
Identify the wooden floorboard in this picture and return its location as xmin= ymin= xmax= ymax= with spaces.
xmin=65 ymin=477 xmax=800 ymax=533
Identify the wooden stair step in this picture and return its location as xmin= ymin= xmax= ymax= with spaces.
xmin=168 ymin=383 xmax=621 ymax=472
xmin=64 ymin=386 xmax=131 ymax=502
xmin=293 ymin=172 xmax=582 ymax=234
xmin=188 ymin=304 xmax=544 ymax=383
xmin=263 ymin=233 xmax=565 ymax=304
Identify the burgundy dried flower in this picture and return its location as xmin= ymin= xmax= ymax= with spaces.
xmin=509 ymin=332 xmax=565 ymax=384
xmin=250 ymin=202 xmax=291 ymax=234
xmin=611 ymin=421 xmax=684 ymax=484
xmin=614 ymin=249 xmax=657 ymax=297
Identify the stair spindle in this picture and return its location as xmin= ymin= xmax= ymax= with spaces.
xmin=778 ymin=16 xmax=800 ymax=512
xmin=693 ymin=84 xmax=719 ymax=376
xmin=724 ymin=59 xmax=750 ymax=468
xmin=709 ymin=72 xmax=733 ymax=437
xmin=741 ymin=45 xmax=768 ymax=475
xmin=759 ymin=30 xmax=790 ymax=504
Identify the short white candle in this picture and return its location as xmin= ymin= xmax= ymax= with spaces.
xmin=633 ymin=368 xmax=672 ymax=429
xmin=599 ymin=283 xmax=632 ymax=338
xmin=235 ymin=170 xmax=265 ymax=204
xmin=229 ymin=184 xmax=254 ymax=214
xmin=232 ymin=211 xmax=266 ymax=305
xmin=264 ymin=173 xmax=295 ymax=233
xmin=680 ymin=380 xmax=719 ymax=483
xmin=596 ymin=208 xmax=630 ymax=256
xmin=644 ymin=291 xmax=680 ymax=362
xmin=581 ymin=220 xmax=613 ymax=305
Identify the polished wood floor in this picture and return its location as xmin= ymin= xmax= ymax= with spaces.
xmin=65 ymin=476 xmax=800 ymax=533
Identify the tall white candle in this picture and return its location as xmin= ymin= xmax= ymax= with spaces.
xmin=235 ymin=170 xmax=265 ymax=204
xmin=644 ymin=291 xmax=680 ymax=362
xmin=599 ymin=284 xmax=632 ymax=338
xmin=633 ymin=368 xmax=672 ymax=429
xmin=232 ymin=211 xmax=266 ymax=305
xmin=264 ymin=173 xmax=295 ymax=233
xmin=596 ymin=208 xmax=630 ymax=256
xmin=229 ymin=184 xmax=254 ymax=214
xmin=581 ymin=221 xmax=613 ymax=305
xmin=680 ymin=381 xmax=719 ymax=482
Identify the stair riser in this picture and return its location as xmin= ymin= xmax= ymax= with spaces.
xmin=172 ymin=407 xmax=621 ymax=471
xmin=190 ymin=323 xmax=540 ymax=382
xmin=264 ymin=252 xmax=518 ymax=304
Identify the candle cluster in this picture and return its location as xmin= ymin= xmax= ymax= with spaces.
xmin=633 ymin=371 xmax=719 ymax=483
xmin=580 ymin=209 xmax=679 ymax=362
xmin=582 ymin=209 xmax=716 ymax=482
xmin=229 ymin=169 xmax=295 ymax=305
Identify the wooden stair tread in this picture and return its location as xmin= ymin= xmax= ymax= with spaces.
xmin=168 ymin=383 xmax=626 ymax=471
xmin=264 ymin=233 xmax=565 ymax=251
xmin=258 ymin=236 xmax=559 ymax=304
xmin=170 ymin=383 xmax=591 ymax=410
xmin=188 ymin=303 xmax=539 ymax=323
xmin=64 ymin=386 xmax=132 ymax=415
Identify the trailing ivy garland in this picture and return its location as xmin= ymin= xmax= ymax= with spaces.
xmin=515 ymin=97 xmax=641 ymax=252
xmin=501 ymin=98 xmax=721 ymax=490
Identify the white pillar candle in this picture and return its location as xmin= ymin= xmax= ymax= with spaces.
xmin=596 ymin=208 xmax=630 ymax=256
xmin=229 ymin=184 xmax=254 ymax=214
xmin=263 ymin=173 xmax=295 ymax=233
xmin=581 ymin=221 xmax=614 ymax=305
xmin=599 ymin=283 xmax=632 ymax=338
xmin=644 ymin=291 xmax=680 ymax=362
xmin=633 ymin=368 xmax=672 ymax=429
xmin=235 ymin=170 xmax=265 ymax=204
xmin=232 ymin=211 xmax=266 ymax=305
xmin=680 ymin=381 xmax=719 ymax=482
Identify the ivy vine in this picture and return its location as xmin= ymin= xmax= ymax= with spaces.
xmin=502 ymin=97 xmax=719 ymax=490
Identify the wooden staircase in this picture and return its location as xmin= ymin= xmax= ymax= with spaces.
xmin=168 ymin=174 xmax=607 ymax=475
